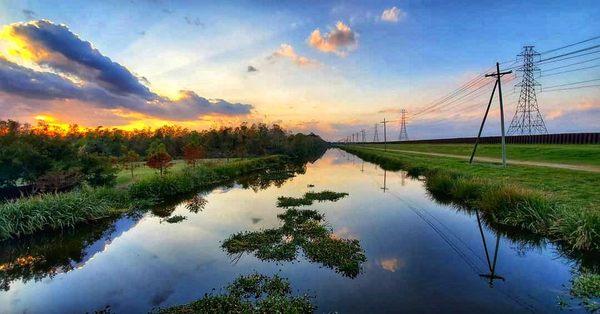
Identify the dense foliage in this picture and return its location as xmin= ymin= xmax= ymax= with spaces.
xmin=0 ymin=120 xmax=327 ymax=189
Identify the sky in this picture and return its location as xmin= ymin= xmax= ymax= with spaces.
xmin=0 ymin=0 xmax=598 ymax=140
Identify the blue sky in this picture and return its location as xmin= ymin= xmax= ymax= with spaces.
xmin=0 ymin=0 xmax=598 ymax=139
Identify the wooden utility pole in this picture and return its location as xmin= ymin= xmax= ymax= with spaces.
xmin=471 ymin=62 xmax=511 ymax=167
xmin=381 ymin=118 xmax=388 ymax=151
xmin=470 ymin=80 xmax=498 ymax=164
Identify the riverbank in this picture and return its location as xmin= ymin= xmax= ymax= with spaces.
xmin=360 ymin=143 xmax=600 ymax=167
xmin=0 ymin=156 xmax=289 ymax=241
xmin=341 ymin=145 xmax=600 ymax=253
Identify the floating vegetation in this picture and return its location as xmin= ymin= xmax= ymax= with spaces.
xmin=164 ymin=215 xmax=187 ymax=224
xmin=158 ymin=273 xmax=314 ymax=313
xmin=570 ymin=273 xmax=600 ymax=311
xmin=304 ymin=191 xmax=349 ymax=202
xmin=276 ymin=196 xmax=314 ymax=208
xmin=276 ymin=190 xmax=349 ymax=208
xmin=222 ymin=207 xmax=365 ymax=278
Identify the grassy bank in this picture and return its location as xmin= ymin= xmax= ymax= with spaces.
xmin=0 ymin=156 xmax=287 ymax=241
xmin=341 ymin=145 xmax=600 ymax=253
xmin=361 ymin=143 xmax=600 ymax=167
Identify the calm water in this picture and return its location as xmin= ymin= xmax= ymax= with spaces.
xmin=0 ymin=149 xmax=592 ymax=313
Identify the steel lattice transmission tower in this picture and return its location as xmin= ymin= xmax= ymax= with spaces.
xmin=398 ymin=109 xmax=409 ymax=141
xmin=507 ymin=46 xmax=548 ymax=135
xmin=373 ymin=123 xmax=379 ymax=142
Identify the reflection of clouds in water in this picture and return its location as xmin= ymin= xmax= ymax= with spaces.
xmin=379 ymin=258 xmax=405 ymax=272
xmin=331 ymin=226 xmax=358 ymax=240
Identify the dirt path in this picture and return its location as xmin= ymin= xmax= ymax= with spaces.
xmin=363 ymin=147 xmax=600 ymax=173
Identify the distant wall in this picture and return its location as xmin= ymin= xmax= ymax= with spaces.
xmin=341 ymin=132 xmax=600 ymax=145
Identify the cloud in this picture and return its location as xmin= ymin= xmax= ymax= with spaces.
xmin=0 ymin=20 xmax=253 ymax=120
xmin=269 ymin=44 xmax=318 ymax=67
xmin=307 ymin=21 xmax=357 ymax=56
xmin=5 ymin=20 xmax=155 ymax=99
xmin=381 ymin=7 xmax=406 ymax=23
xmin=247 ymin=65 xmax=258 ymax=72
xmin=22 ymin=9 xmax=36 ymax=19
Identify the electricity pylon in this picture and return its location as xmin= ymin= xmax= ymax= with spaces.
xmin=398 ymin=109 xmax=409 ymax=141
xmin=508 ymin=46 xmax=548 ymax=135
xmin=373 ymin=123 xmax=379 ymax=142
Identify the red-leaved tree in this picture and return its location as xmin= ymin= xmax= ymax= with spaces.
xmin=183 ymin=143 xmax=204 ymax=167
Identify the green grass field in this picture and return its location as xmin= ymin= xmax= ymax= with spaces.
xmin=115 ymin=158 xmax=240 ymax=187
xmin=360 ymin=143 xmax=600 ymax=167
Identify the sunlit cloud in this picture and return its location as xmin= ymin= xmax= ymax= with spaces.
xmin=0 ymin=20 xmax=253 ymax=122
xmin=269 ymin=44 xmax=319 ymax=67
xmin=381 ymin=7 xmax=406 ymax=23
xmin=307 ymin=21 xmax=357 ymax=56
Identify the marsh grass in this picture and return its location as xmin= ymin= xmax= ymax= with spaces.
xmin=158 ymin=273 xmax=314 ymax=313
xmin=343 ymin=146 xmax=600 ymax=253
xmin=0 ymin=187 xmax=129 ymax=240
xmin=0 ymin=156 xmax=287 ymax=240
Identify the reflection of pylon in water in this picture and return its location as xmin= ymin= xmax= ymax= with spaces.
xmin=373 ymin=123 xmax=379 ymax=142
xmin=476 ymin=210 xmax=505 ymax=287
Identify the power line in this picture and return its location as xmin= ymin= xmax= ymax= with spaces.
xmin=541 ymin=84 xmax=600 ymax=92
xmin=543 ymin=78 xmax=600 ymax=89
xmin=539 ymin=44 xmax=600 ymax=63
xmin=539 ymin=35 xmax=600 ymax=55
xmin=541 ymin=64 xmax=600 ymax=77
xmin=542 ymin=56 xmax=600 ymax=72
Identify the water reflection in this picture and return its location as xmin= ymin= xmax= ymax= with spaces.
xmin=0 ymin=149 xmax=597 ymax=313
xmin=0 ymin=215 xmax=141 ymax=291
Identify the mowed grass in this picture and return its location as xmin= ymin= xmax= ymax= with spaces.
xmin=360 ymin=143 xmax=600 ymax=167
xmin=343 ymin=145 xmax=600 ymax=252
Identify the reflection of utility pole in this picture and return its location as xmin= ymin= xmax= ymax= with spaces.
xmin=381 ymin=169 xmax=388 ymax=193
xmin=361 ymin=160 xmax=364 ymax=172
xmin=400 ymin=171 xmax=406 ymax=186
xmin=476 ymin=210 xmax=505 ymax=287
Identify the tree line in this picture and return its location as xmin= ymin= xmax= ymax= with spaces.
xmin=0 ymin=120 xmax=327 ymax=192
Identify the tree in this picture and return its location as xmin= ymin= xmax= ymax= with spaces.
xmin=183 ymin=143 xmax=204 ymax=167
xmin=121 ymin=150 xmax=140 ymax=178
xmin=146 ymin=141 xmax=172 ymax=176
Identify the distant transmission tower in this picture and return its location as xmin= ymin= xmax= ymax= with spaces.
xmin=398 ymin=109 xmax=409 ymax=141
xmin=373 ymin=123 xmax=379 ymax=142
xmin=507 ymin=46 xmax=548 ymax=135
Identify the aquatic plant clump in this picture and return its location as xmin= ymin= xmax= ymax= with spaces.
xmin=164 ymin=215 xmax=187 ymax=224
xmin=304 ymin=191 xmax=349 ymax=202
xmin=570 ymin=273 xmax=600 ymax=311
xmin=158 ymin=273 xmax=314 ymax=313
xmin=222 ymin=208 xmax=366 ymax=278
xmin=276 ymin=190 xmax=349 ymax=208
